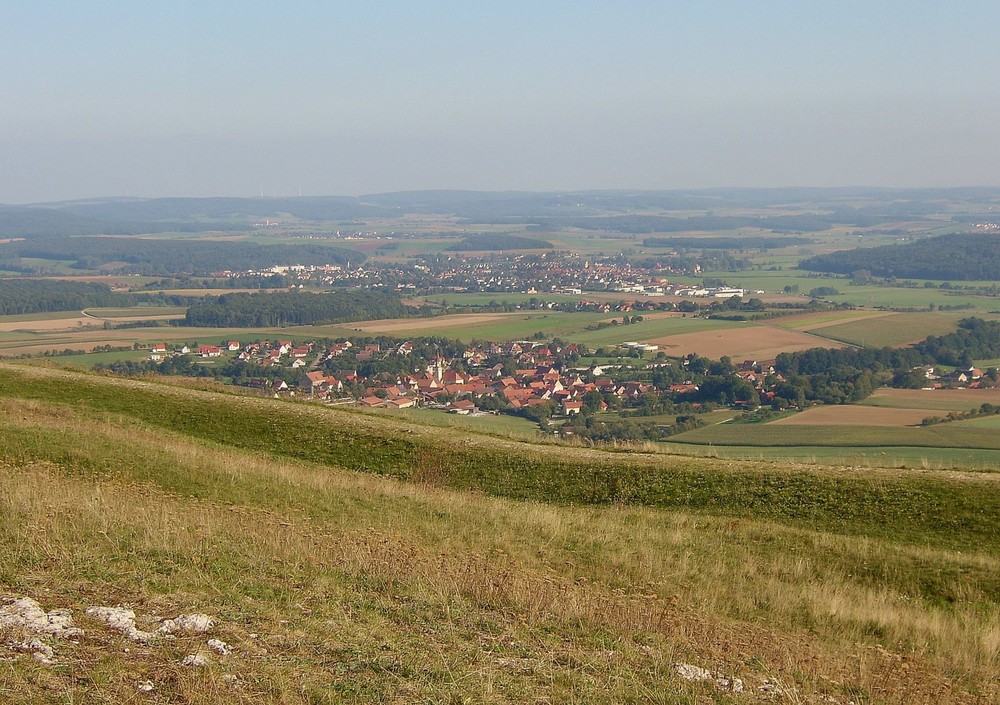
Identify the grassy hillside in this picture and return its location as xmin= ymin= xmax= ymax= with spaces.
xmin=1 ymin=362 xmax=998 ymax=703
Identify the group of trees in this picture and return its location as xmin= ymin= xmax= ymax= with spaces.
xmin=184 ymin=290 xmax=414 ymax=327
xmin=913 ymin=318 xmax=1000 ymax=366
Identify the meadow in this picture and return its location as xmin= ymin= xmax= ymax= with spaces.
xmin=1 ymin=363 xmax=998 ymax=703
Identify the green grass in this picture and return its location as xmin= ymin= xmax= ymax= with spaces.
xmin=1 ymin=362 xmax=998 ymax=553
xmin=355 ymin=406 xmax=542 ymax=439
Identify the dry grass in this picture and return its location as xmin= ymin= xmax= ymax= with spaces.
xmin=1 ymin=393 xmax=998 ymax=703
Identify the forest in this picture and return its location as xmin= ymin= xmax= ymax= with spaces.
xmin=183 ymin=290 xmax=414 ymax=327
xmin=0 ymin=280 xmax=127 ymax=315
xmin=798 ymin=232 xmax=1000 ymax=280
xmin=0 ymin=237 xmax=362 ymax=276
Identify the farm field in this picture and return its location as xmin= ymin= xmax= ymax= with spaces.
xmin=659 ymin=441 xmax=1000 ymax=470
xmin=768 ymin=405 xmax=947 ymax=427
xmin=862 ymin=387 xmax=1000 ymax=412
xmin=774 ymin=309 xmax=896 ymax=331
xmin=649 ymin=321 xmax=844 ymax=360
xmin=807 ymin=312 xmax=961 ymax=347
xmin=0 ymin=325 xmax=287 ymax=357
xmin=669 ymin=420 xmax=1000 ymax=452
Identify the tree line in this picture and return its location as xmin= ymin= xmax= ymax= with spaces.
xmin=183 ymin=290 xmax=414 ymax=327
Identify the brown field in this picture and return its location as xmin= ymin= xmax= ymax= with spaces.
xmin=0 ymin=316 xmax=99 ymax=332
xmin=350 ymin=312 xmax=524 ymax=333
xmin=650 ymin=323 xmax=846 ymax=360
xmin=770 ymin=406 xmax=949 ymax=427
xmin=869 ymin=387 xmax=1000 ymax=407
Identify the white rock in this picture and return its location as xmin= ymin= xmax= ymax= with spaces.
xmin=137 ymin=680 xmax=155 ymax=692
xmin=181 ymin=652 xmax=209 ymax=667
xmin=0 ymin=597 xmax=82 ymax=638
xmin=673 ymin=662 xmax=744 ymax=693
xmin=85 ymin=606 xmax=158 ymax=643
xmin=162 ymin=613 xmax=214 ymax=634
xmin=674 ymin=662 xmax=713 ymax=682
xmin=207 ymin=638 xmax=231 ymax=656
xmin=12 ymin=638 xmax=56 ymax=665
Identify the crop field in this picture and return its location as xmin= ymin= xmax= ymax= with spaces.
xmin=807 ymin=312 xmax=960 ymax=347
xmin=774 ymin=309 xmax=896 ymax=331
xmin=825 ymin=285 xmax=999 ymax=311
xmin=767 ymin=405 xmax=947 ymax=427
xmin=952 ymin=415 xmax=1000 ymax=428
xmin=649 ymin=321 xmax=844 ymax=360
xmin=83 ymin=306 xmax=189 ymax=319
xmin=669 ymin=420 xmax=1000 ymax=452
xmin=862 ymin=387 xmax=1000 ymax=412
xmin=660 ymin=441 xmax=1000 ymax=469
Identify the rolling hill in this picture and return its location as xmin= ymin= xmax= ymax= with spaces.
xmin=0 ymin=362 xmax=997 ymax=703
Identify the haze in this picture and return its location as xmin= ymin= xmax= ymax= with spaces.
xmin=3 ymin=1 xmax=999 ymax=203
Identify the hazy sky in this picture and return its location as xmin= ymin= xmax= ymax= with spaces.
xmin=3 ymin=1 xmax=999 ymax=203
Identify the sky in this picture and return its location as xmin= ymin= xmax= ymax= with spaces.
xmin=2 ymin=1 xmax=999 ymax=203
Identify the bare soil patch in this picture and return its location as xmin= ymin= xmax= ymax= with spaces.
xmin=0 ymin=317 xmax=99 ymax=332
xmin=650 ymin=324 xmax=845 ymax=360
xmin=770 ymin=406 xmax=948 ymax=427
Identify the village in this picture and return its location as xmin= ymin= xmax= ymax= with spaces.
xmin=210 ymin=251 xmax=757 ymax=300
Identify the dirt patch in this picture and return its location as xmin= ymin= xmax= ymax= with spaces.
xmin=351 ymin=312 xmax=523 ymax=333
xmin=770 ymin=406 xmax=948 ymax=427
xmin=650 ymin=324 xmax=845 ymax=360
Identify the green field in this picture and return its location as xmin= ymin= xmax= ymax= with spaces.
xmin=860 ymin=392 xmax=997 ymax=412
xmin=668 ymin=421 xmax=1000 ymax=453
xmin=355 ymin=406 xmax=542 ymax=439
xmin=659 ymin=441 xmax=1000 ymax=469
xmin=0 ymin=310 xmax=89 ymax=323
xmin=83 ymin=305 xmax=189 ymax=318
xmin=807 ymin=312 xmax=960 ymax=347
xmin=951 ymin=415 xmax=1000 ymax=429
